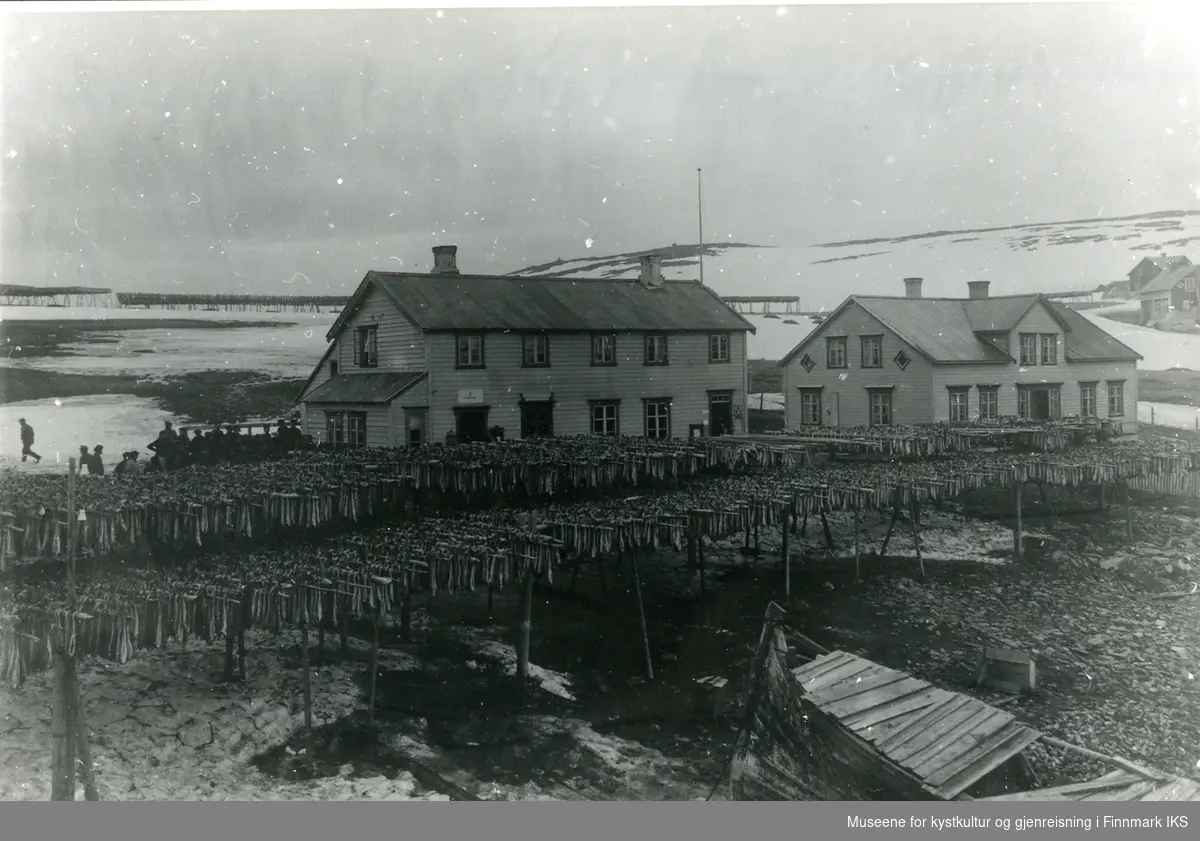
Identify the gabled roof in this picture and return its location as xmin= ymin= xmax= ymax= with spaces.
xmin=1044 ymin=301 xmax=1143 ymax=362
xmin=327 ymin=271 xmax=756 ymax=340
xmin=302 ymin=371 xmax=427 ymax=405
xmin=1138 ymin=263 xmax=1199 ymax=295
xmin=1129 ymin=254 xmax=1190 ymax=278
xmin=779 ymin=293 xmax=1137 ymax=367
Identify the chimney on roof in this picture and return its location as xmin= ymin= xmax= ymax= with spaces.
xmin=904 ymin=277 xmax=923 ymax=299
xmin=431 ymin=245 xmax=459 ymax=276
xmin=967 ymin=281 xmax=990 ymax=299
xmin=639 ymin=254 xmax=665 ymax=289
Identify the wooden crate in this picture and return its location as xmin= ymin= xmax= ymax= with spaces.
xmin=976 ymin=647 xmax=1037 ymax=694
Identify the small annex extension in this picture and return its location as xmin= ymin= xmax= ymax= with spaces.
xmin=295 ymin=245 xmax=756 ymax=446
xmin=778 ymin=277 xmax=1143 ymax=432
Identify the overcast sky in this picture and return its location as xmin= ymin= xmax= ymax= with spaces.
xmin=2 ymin=2 xmax=1199 ymax=295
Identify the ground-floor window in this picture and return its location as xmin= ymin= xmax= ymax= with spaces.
xmin=948 ymin=387 xmax=970 ymax=423
xmin=1107 ymin=380 xmax=1125 ymax=417
xmin=590 ymin=401 xmax=619 ymax=436
xmin=798 ymin=388 xmax=822 ymax=425
xmin=1079 ymin=382 xmax=1097 ymax=418
xmin=643 ymin=399 xmax=671 ymax=439
xmin=520 ymin=401 xmax=554 ymax=438
xmin=324 ymin=411 xmax=367 ymax=447
xmin=867 ymin=389 xmax=892 ymax=427
xmin=978 ymin=386 xmax=999 ymax=422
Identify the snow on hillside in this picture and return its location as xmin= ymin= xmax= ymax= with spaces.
xmin=1078 ymin=310 xmax=1200 ymax=371
xmin=509 ymin=210 xmax=1200 ymax=308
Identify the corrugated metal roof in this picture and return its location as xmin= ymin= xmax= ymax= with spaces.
xmin=366 ymin=272 xmax=756 ymax=333
xmin=854 ymin=297 xmax=1014 ymax=363
xmin=303 ymin=372 xmax=426 ymax=404
xmin=1139 ymin=263 xmax=1199 ymax=295
xmin=981 ymin=769 xmax=1200 ymax=802
xmin=793 ymin=651 xmax=1042 ymax=800
xmin=1044 ymin=301 xmax=1143 ymax=361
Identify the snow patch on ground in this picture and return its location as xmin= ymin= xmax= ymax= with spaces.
xmin=456 ymin=631 xmax=576 ymax=701
xmin=1141 ymin=401 xmax=1200 ymax=430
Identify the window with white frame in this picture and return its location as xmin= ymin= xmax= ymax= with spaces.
xmin=456 ymin=333 xmax=484 ymax=368
xmin=592 ymin=333 xmax=617 ymax=366
xmin=868 ymin=389 xmax=892 ymax=427
xmin=826 ymin=337 xmax=847 ymax=369
xmin=643 ymin=399 xmax=670 ymax=439
xmin=1107 ymin=381 xmax=1125 ymax=417
xmin=522 ymin=333 xmax=549 ymax=367
xmin=709 ymin=333 xmax=730 ymax=363
xmin=1040 ymin=334 xmax=1058 ymax=365
xmin=978 ymin=386 xmax=999 ymax=422
xmin=948 ymin=388 xmax=970 ymax=423
xmin=355 ymin=326 xmax=378 ymax=368
xmin=325 ymin=411 xmax=367 ymax=447
xmin=861 ymin=335 xmax=883 ymax=368
xmin=645 ymin=334 xmax=668 ymax=365
xmin=798 ymin=389 xmax=822 ymax=426
xmin=591 ymin=401 xmax=619 ymax=435
xmin=1019 ymin=333 xmax=1038 ymax=366
xmin=1080 ymin=382 xmax=1097 ymax=417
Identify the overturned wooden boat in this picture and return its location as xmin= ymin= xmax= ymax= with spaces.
xmin=712 ymin=604 xmax=1200 ymax=801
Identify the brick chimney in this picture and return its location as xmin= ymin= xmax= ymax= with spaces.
xmin=967 ymin=281 xmax=990 ymax=299
xmin=904 ymin=277 xmax=923 ymax=299
xmin=639 ymin=254 xmax=664 ymax=289
xmin=432 ymin=245 xmax=459 ymax=276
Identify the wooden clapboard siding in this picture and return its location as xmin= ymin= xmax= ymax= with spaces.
xmin=781 ymin=300 xmax=933 ymax=428
xmin=301 ymin=404 xmax=391 ymax=448
xmin=426 ymin=330 xmax=747 ymax=439
xmin=338 ymin=286 xmax=424 ymax=371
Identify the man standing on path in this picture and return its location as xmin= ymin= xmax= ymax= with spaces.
xmin=18 ymin=418 xmax=41 ymax=463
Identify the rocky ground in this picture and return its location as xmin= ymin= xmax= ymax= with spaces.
xmin=1 ymin=485 xmax=1197 ymax=800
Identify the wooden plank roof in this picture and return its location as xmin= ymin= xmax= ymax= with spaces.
xmin=792 ymin=651 xmax=1042 ymax=800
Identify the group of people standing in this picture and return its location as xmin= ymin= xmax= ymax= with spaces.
xmin=15 ymin=417 xmax=312 ymax=476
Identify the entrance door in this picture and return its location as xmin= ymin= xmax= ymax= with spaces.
xmin=455 ymin=407 xmax=490 ymax=444
xmin=1032 ymin=389 xmax=1051 ymax=420
xmin=520 ymin=401 xmax=554 ymax=438
xmin=709 ymin=392 xmax=734 ymax=437
xmin=404 ymin=408 xmax=427 ymax=447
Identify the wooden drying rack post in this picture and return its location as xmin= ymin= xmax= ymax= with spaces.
xmin=50 ymin=457 xmax=98 ymax=802
xmin=516 ymin=511 xmax=537 ymax=704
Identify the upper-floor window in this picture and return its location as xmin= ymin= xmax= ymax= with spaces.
xmin=709 ymin=333 xmax=730 ymax=363
xmin=1019 ymin=333 xmax=1038 ymax=366
xmin=826 ymin=336 xmax=848 ymax=369
xmin=355 ymin=325 xmax=378 ymax=368
xmin=645 ymin=334 xmax=669 ymax=366
xmin=591 ymin=333 xmax=617 ymax=366
xmin=1040 ymin=334 xmax=1058 ymax=366
xmin=861 ymin=335 xmax=883 ymax=368
xmin=522 ymin=333 xmax=550 ymax=367
xmin=456 ymin=333 xmax=485 ymax=369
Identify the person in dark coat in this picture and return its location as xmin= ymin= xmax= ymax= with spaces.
xmin=18 ymin=418 xmax=41 ymax=463
xmin=79 ymin=445 xmax=94 ymax=473
xmin=87 ymin=445 xmax=105 ymax=476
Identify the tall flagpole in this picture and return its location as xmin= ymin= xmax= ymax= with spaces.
xmin=697 ymin=168 xmax=705 ymax=287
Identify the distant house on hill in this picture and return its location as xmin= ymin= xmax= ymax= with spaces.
xmin=1096 ymin=279 xmax=1130 ymax=300
xmin=1137 ymin=263 xmax=1200 ymax=328
xmin=778 ymin=277 xmax=1142 ymax=434
xmin=1128 ymin=253 xmax=1191 ymax=295
xmin=295 ymin=246 xmax=755 ymax=446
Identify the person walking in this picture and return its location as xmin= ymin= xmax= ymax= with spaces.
xmin=18 ymin=418 xmax=41 ymax=463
